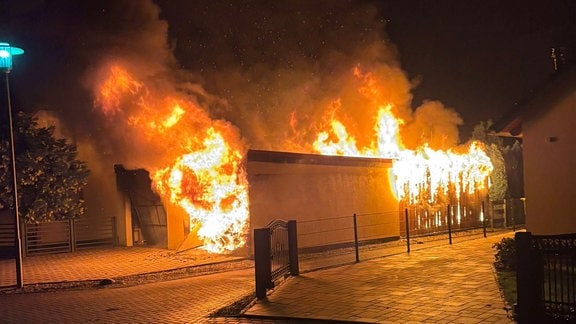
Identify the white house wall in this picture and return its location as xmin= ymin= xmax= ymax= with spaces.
xmin=523 ymin=91 xmax=576 ymax=234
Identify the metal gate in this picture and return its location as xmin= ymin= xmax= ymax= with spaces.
xmin=516 ymin=231 xmax=576 ymax=323
xmin=254 ymin=219 xmax=299 ymax=299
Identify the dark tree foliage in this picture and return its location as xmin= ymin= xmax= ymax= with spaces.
xmin=0 ymin=112 xmax=89 ymax=223
xmin=471 ymin=120 xmax=508 ymax=202
xmin=502 ymin=140 xmax=524 ymax=198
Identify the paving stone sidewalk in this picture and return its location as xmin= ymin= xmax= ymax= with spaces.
xmin=242 ymin=231 xmax=515 ymax=323
xmin=1 ymin=230 xmax=516 ymax=323
xmin=0 ymin=245 xmax=247 ymax=288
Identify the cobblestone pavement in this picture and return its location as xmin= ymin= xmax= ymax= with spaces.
xmin=0 ymin=268 xmax=255 ymax=323
xmin=0 ymin=245 xmax=246 ymax=287
xmin=244 ymin=231 xmax=515 ymax=323
xmin=0 ymin=230 xmax=516 ymax=323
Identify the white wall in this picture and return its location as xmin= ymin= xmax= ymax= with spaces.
xmin=247 ymin=150 xmax=400 ymax=249
xmin=523 ymin=92 xmax=576 ymax=234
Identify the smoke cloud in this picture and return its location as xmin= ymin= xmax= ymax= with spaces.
xmin=153 ymin=0 xmax=464 ymax=152
xmin=159 ymin=0 xmax=414 ymax=151
xmin=6 ymin=0 xmax=467 ymax=166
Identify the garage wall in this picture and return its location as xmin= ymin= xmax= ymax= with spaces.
xmin=247 ymin=150 xmax=400 ymax=249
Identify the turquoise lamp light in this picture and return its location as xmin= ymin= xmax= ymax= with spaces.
xmin=0 ymin=42 xmax=25 ymax=72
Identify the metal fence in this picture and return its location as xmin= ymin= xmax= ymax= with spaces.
xmin=296 ymin=211 xmax=398 ymax=269
xmin=298 ymin=211 xmax=399 ymax=250
xmin=22 ymin=217 xmax=116 ymax=256
xmin=516 ymin=231 xmax=576 ymax=323
xmin=0 ymin=221 xmax=16 ymax=258
xmin=295 ymin=207 xmax=514 ymax=273
xmin=401 ymin=201 xmax=488 ymax=238
xmin=253 ymin=210 xmax=516 ymax=298
xmin=254 ymin=219 xmax=299 ymax=299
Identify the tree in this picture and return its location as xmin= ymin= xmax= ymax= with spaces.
xmin=502 ymin=140 xmax=524 ymax=199
xmin=471 ymin=120 xmax=508 ymax=202
xmin=0 ymin=112 xmax=89 ymax=223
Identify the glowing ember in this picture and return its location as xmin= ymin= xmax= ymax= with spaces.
xmin=94 ymin=63 xmax=249 ymax=253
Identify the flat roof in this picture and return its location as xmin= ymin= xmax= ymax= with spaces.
xmin=247 ymin=149 xmax=393 ymax=168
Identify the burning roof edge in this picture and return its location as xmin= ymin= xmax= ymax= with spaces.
xmin=491 ymin=64 xmax=576 ymax=138
xmin=247 ymin=149 xmax=393 ymax=168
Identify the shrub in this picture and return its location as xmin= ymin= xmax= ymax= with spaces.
xmin=493 ymin=237 xmax=516 ymax=271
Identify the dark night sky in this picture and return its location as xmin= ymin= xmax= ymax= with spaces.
xmin=1 ymin=0 xmax=575 ymax=146
xmin=379 ymin=1 xmax=576 ymax=136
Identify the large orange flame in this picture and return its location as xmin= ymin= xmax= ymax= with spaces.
xmin=312 ymin=68 xmax=493 ymax=210
xmin=94 ymin=63 xmax=249 ymax=253
xmin=93 ymin=61 xmax=492 ymax=253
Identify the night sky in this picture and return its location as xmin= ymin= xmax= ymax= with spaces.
xmin=1 ymin=0 xmax=575 ymax=146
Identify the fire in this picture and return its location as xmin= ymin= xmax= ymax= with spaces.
xmin=393 ymin=142 xmax=493 ymax=206
xmin=94 ymin=63 xmax=249 ymax=253
xmin=314 ymin=105 xmax=402 ymax=158
xmin=312 ymin=68 xmax=493 ymax=212
xmin=95 ymin=65 xmax=143 ymax=117
xmin=153 ymin=127 xmax=248 ymax=253
xmin=92 ymin=59 xmax=492 ymax=252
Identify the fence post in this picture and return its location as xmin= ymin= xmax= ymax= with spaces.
xmin=254 ymin=228 xmax=271 ymax=299
xmin=509 ymin=199 xmax=515 ymax=230
xmin=516 ymin=231 xmax=542 ymax=323
xmin=287 ymin=220 xmax=299 ymax=276
xmin=21 ymin=220 xmax=27 ymax=257
xmin=111 ymin=217 xmax=118 ymax=247
xmin=69 ymin=218 xmax=76 ymax=252
xmin=353 ymin=214 xmax=360 ymax=263
xmin=512 ymin=202 xmax=516 ymax=231
xmin=405 ymin=209 xmax=410 ymax=253
xmin=447 ymin=205 xmax=452 ymax=245
xmin=505 ymin=198 xmax=509 ymax=228
xmin=482 ymin=201 xmax=487 ymax=238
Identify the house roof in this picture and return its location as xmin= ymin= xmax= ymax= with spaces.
xmin=491 ymin=65 xmax=576 ymax=138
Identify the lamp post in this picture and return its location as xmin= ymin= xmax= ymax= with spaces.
xmin=0 ymin=42 xmax=24 ymax=288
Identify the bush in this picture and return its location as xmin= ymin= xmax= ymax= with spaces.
xmin=493 ymin=237 xmax=516 ymax=271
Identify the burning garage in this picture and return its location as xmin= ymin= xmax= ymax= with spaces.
xmin=5 ymin=56 xmax=494 ymax=258
xmin=113 ymin=148 xmax=398 ymax=253
xmin=241 ymin=149 xmax=397 ymax=251
xmin=89 ymin=61 xmax=494 ymax=255
xmin=2 ymin=2 xmax=498 ymax=257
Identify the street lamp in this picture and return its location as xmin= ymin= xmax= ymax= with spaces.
xmin=0 ymin=42 xmax=24 ymax=288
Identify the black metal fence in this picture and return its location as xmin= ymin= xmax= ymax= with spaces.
xmin=253 ymin=208 xmax=518 ymax=297
xmin=297 ymin=206 xmax=518 ymax=273
xmin=516 ymin=231 xmax=576 ymax=323
xmin=296 ymin=211 xmax=398 ymax=271
xmin=401 ymin=201 xmax=488 ymax=238
xmin=254 ymin=219 xmax=299 ymax=299
xmin=403 ymin=204 xmax=490 ymax=251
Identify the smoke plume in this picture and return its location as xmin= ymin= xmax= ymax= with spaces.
xmin=6 ymin=0 xmax=467 ymax=166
